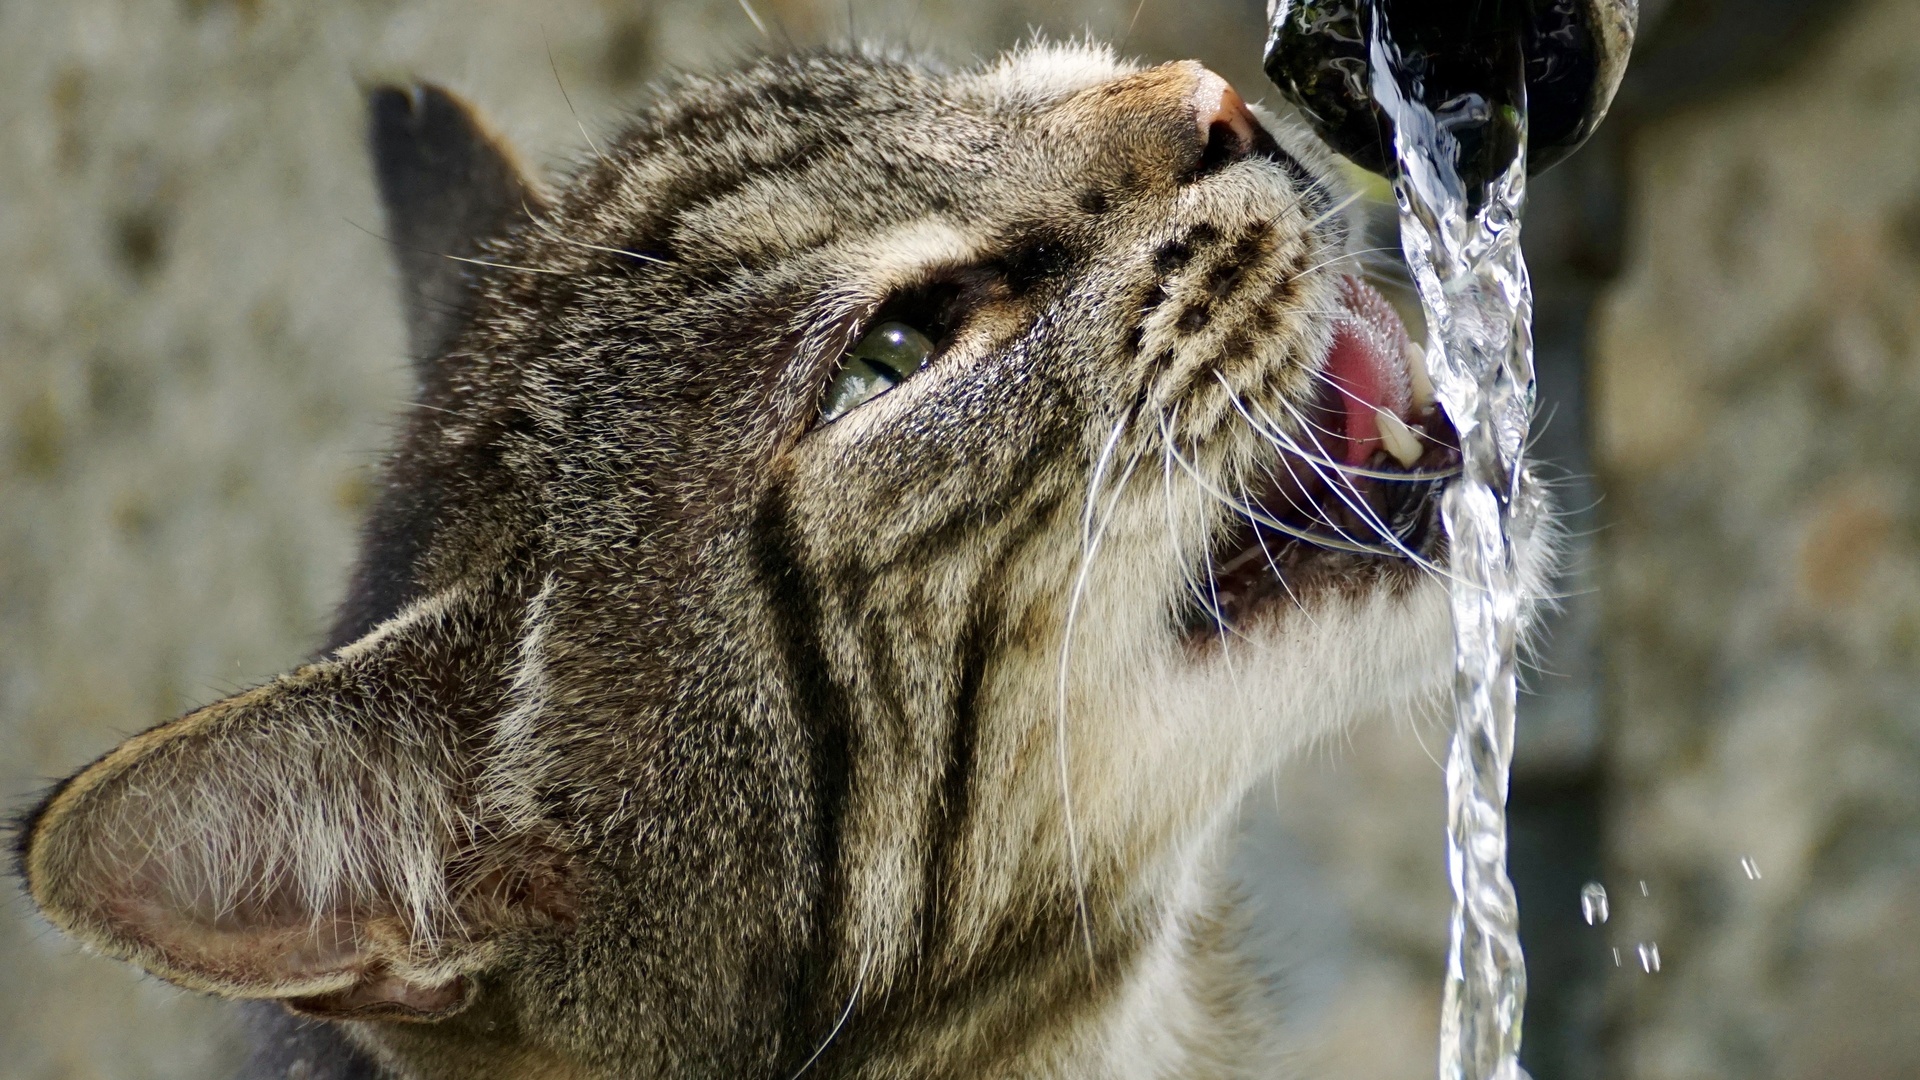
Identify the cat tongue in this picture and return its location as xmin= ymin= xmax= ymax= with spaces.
xmin=1319 ymin=275 xmax=1414 ymax=466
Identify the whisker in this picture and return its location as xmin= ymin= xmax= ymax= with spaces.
xmin=442 ymin=253 xmax=569 ymax=276
xmin=1301 ymin=367 xmax=1445 ymax=449
xmin=343 ymin=217 xmax=580 ymax=278
xmin=738 ymin=0 xmax=772 ymax=37
xmin=1304 ymin=188 xmax=1367 ymax=234
xmin=1405 ymin=705 xmax=1449 ymax=771
xmin=1057 ymin=412 xmax=1142 ymax=981
xmin=1259 ymin=395 xmax=1469 ymax=583
xmin=1236 ymin=387 xmax=1440 ymax=563
xmin=1120 ymin=0 xmax=1151 ymax=51
xmin=786 ymin=946 xmax=869 ymax=1080
xmin=525 ymin=207 xmax=669 ymax=266
xmin=1235 ymin=474 xmax=1318 ymax=625
xmin=1264 ymin=398 xmax=1427 ymax=551
xmin=1160 ymin=429 xmax=1399 ymax=558
xmin=1159 ymin=408 xmax=1245 ymax=635
xmin=1293 ymin=244 xmax=1403 ymax=279
xmin=1216 ymin=373 xmax=1456 ymax=482
xmin=545 ymin=33 xmax=608 ymax=166
xmin=1258 ymin=434 xmax=1359 ymax=542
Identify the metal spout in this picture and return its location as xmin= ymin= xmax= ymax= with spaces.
xmin=1263 ymin=0 xmax=1637 ymax=179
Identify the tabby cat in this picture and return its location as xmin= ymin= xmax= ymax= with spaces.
xmin=17 ymin=42 xmax=1554 ymax=1080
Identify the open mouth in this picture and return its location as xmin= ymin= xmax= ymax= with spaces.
xmin=1187 ymin=275 xmax=1459 ymax=635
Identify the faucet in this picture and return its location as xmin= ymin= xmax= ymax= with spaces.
xmin=1263 ymin=0 xmax=1637 ymax=182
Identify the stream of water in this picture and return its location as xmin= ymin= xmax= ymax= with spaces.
xmin=1366 ymin=14 xmax=1544 ymax=1080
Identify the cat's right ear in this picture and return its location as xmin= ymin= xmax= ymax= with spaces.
xmin=16 ymin=590 xmax=573 ymax=1021
xmin=366 ymin=83 xmax=541 ymax=362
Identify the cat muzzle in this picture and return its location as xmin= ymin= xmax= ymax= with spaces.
xmin=1190 ymin=274 xmax=1457 ymax=634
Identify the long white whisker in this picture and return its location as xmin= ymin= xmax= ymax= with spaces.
xmin=1263 ymin=396 xmax=1411 ymax=541
xmin=786 ymin=946 xmax=869 ymax=1079
xmin=1057 ymin=413 xmax=1141 ymax=980
xmin=442 ymin=253 xmax=568 ymax=276
xmin=1214 ymin=377 xmax=1435 ymax=566
xmin=525 ymin=205 xmax=669 ymax=266
xmin=1119 ymin=0 xmax=1151 ymax=50
xmin=1304 ymin=188 xmax=1367 ymax=234
xmin=1301 ymin=366 xmax=1447 ymax=448
xmin=1260 ymin=395 xmax=1469 ymax=585
xmin=1156 ymin=408 xmax=1239 ymax=631
xmin=1224 ymin=379 xmax=1459 ymax=482
xmin=1160 ymin=431 xmax=1394 ymax=557
xmin=739 ymin=0 xmax=773 ymax=37
xmin=1235 ymin=473 xmax=1318 ymax=627
xmin=544 ymin=33 xmax=608 ymax=165
xmin=1294 ymin=244 xmax=1403 ymax=280
xmin=1158 ymin=396 xmax=1395 ymax=560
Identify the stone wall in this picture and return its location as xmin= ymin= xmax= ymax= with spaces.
xmin=1595 ymin=0 xmax=1920 ymax=1076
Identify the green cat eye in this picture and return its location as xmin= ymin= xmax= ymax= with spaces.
xmin=820 ymin=320 xmax=937 ymax=422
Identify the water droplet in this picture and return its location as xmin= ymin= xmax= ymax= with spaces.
xmin=1637 ymin=942 xmax=1661 ymax=973
xmin=1638 ymin=880 xmax=1650 ymax=897
xmin=1579 ymin=882 xmax=1610 ymax=925
xmin=1611 ymin=947 xmax=1622 ymax=967
xmin=1741 ymin=856 xmax=1762 ymax=880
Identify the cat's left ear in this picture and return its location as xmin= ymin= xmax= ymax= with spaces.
xmin=367 ymin=82 xmax=542 ymax=362
xmin=16 ymin=590 xmax=571 ymax=1022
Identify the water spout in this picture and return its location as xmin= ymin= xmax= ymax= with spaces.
xmin=1262 ymin=0 xmax=1637 ymax=182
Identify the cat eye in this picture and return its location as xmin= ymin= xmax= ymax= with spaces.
xmin=820 ymin=320 xmax=937 ymax=422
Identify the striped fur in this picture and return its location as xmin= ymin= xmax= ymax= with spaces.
xmin=16 ymin=42 xmax=1555 ymax=1080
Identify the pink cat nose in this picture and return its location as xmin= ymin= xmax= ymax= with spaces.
xmin=1191 ymin=70 xmax=1260 ymax=151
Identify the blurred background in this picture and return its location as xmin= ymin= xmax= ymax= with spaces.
xmin=3 ymin=0 xmax=1917 ymax=1077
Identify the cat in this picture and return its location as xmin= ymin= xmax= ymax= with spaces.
xmin=17 ymin=40 xmax=1554 ymax=1080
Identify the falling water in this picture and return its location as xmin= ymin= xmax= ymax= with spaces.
xmin=1636 ymin=942 xmax=1662 ymax=973
xmin=1366 ymin=11 xmax=1543 ymax=1080
xmin=1580 ymin=882 xmax=1610 ymax=926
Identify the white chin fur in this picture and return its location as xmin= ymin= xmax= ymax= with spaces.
xmin=1050 ymin=469 xmax=1561 ymax=854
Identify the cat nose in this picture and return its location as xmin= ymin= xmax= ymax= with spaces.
xmin=1191 ymin=70 xmax=1260 ymax=156
xmin=1066 ymin=62 xmax=1277 ymax=183
xmin=1185 ymin=68 xmax=1272 ymax=179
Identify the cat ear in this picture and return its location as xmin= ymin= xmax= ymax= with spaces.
xmin=366 ymin=82 xmax=542 ymax=362
xmin=17 ymin=594 xmax=571 ymax=1022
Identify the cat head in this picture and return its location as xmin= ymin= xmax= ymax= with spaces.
xmin=19 ymin=42 xmax=1544 ymax=1077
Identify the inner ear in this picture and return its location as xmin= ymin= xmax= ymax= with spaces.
xmin=19 ymin=594 xmax=574 ymax=1017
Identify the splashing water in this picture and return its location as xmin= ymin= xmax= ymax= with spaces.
xmin=1580 ymin=882 xmax=1610 ymax=926
xmin=1365 ymin=12 xmax=1543 ymax=1080
xmin=1636 ymin=942 xmax=1662 ymax=973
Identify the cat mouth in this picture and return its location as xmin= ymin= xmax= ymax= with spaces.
xmin=1183 ymin=275 xmax=1458 ymax=637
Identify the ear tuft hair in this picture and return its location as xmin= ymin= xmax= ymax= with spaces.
xmin=17 ymin=593 xmax=571 ymax=1019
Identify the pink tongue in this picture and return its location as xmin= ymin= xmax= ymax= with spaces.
xmin=1322 ymin=276 xmax=1412 ymax=465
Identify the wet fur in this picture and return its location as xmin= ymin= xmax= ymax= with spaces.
xmin=16 ymin=42 xmax=1554 ymax=1080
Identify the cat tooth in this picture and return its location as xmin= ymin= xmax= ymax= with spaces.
xmin=1376 ymin=408 xmax=1424 ymax=468
xmin=1406 ymin=339 xmax=1437 ymax=411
